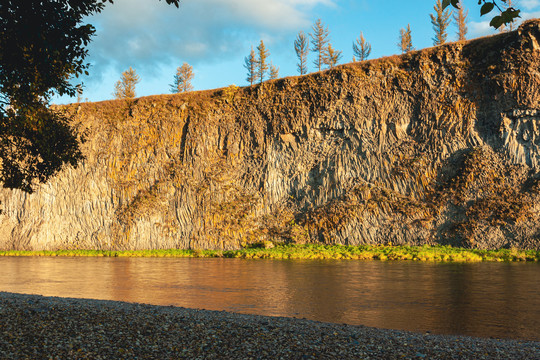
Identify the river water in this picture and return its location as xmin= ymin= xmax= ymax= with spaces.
xmin=0 ymin=257 xmax=538 ymax=340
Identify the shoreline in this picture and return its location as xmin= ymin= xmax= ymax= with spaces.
xmin=0 ymin=244 xmax=539 ymax=262
xmin=0 ymin=292 xmax=538 ymax=359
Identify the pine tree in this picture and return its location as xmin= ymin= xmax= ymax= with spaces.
xmin=352 ymin=32 xmax=371 ymax=62
xmin=113 ymin=66 xmax=140 ymax=99
xmin=325 ymin=44 xmax=342 ymax=69
xmin=398 ymin=24 xmax=414 ymax=54
xmin=257 ymin=40 xmax=269 ymax=84
xmin=310 ymin=18 xmax=330 ymax=72
xmin=454 ymin=1 xmax=468 ymax=41
xmin=170 ymin=62 xmax=194 ymax=93
xmin=269 ymin=63 xmax=279 ymax=80
xmin=430 ymin=0 xmax=452 ymax=46
xmin=294 ymin=31 xmax=309 ymax=75
xmin=244 ymin=46 xmax=258 ymax=86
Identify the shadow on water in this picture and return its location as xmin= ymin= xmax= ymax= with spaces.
xmin=0 ymin=257 xmax=538 ymax=340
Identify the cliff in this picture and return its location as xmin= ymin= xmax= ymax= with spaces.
xmin=2 ymin=20 xmax=540 ymax=251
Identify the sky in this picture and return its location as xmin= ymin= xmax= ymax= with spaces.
xmin=53 ymin=0 xmax=540 ymax=104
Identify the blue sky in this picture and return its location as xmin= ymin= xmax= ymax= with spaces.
xmin=54 ymin=0 xmax=540 ymax=104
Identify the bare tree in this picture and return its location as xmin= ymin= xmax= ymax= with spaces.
xmin=454 ymin=1 xmax=468 ymax=41
xmin=352 ymin=32 xmax=371 ymax=62
xmin=244 ymin=46 xmax=258 ymax=86
xmin=114 ymin=66 xmax=140 ymax=99
xmin=325 ymin=44 xmax=342 ymax=69
xmin=171 ymin=62 xmax=194 ymax=93
xmin=430 ymin=0 xmax=452 ymax=46
xmin=398 ymin=24 xmax=414 ymax=54
xmin=294 ymin=31 xmax=309 ymax=75
xmin=310 ymin=18 xmax=330 ymax=72
xmin=257 ymin=40 xmax=269 ymax=84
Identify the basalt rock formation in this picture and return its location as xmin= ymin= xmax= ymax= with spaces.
xmin=1 ymin=21 xmax=540 ymax=251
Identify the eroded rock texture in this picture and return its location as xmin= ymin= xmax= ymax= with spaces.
xmin=1 ymin=21 xmax=540 ymax=250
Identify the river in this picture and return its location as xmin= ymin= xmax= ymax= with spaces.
xmin=0 ymin=257 xmax=538 ymax=340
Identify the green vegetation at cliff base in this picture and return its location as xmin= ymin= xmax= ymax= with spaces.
xmin=0 ymin=244 xmax=538 ymax=262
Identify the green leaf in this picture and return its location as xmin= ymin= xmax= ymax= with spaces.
xmin=490 ymin=15 xmax=504 ymax=29
xmin=451 ymin=0 xmax=460 ymax=8
xmin=501 ymin=9 xmax=521 ymax=23
xmin=442 ymin=0 xmax=451 ymax=9
xmin=481 ymin=2 xmax=495 ymax=16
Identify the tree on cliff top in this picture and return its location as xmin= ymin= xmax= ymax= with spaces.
xmin=324 ymin=44 xmax=342 ymax=69
xmin=269 ymin=63 xmax=280 ymax=80
xmin=431 ymin=0 xmax=452 ymax=46
xmin=171 ymin=63 xmax=195 ymax=93
xmin=310 ymin=19 xmax=330 ymax=72
xmin=454 ymin=1 xmax=469 ymax=41
xmin=294 ymin=31 xmax=309 ymax=75
xmin=257 ymin=40 xmax=270 ymax=84
xmin=244 ymin=46 xmax=258 ymax=86
xmin=353 ymin=32 xmax=372 ymax=62
xmin=0 ymin=0 xmax=180 ymax=192
xmin=113 ymin=67 xmax=140 ymax=100
xmin=398 ymin=24 xmax=414 ymax=54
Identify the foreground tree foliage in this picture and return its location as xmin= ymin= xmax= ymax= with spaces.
xmin=0 ymin=0 xmax=179 ymax=192
xmin=443 ymin=0 xmax=520 ymax=29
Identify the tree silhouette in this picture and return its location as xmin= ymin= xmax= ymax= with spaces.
xmin=257 ymin=40 xmax=270 ymax=84
xmin=114 ymin=67 xmax=140 ymax=99
xmin=454 ymin=1 xmax=468 ymax=41
xmin=244 ymin=46 xmax=258 ymax=86
xmin=431 ymin=0 xmax=452 ymax=46
xmin=171 ymin=62 xmax=194 ymax=93
xmin=294 ymin=31 xmax=309 ymax=75
xmin=353 ymin=32 xmax=372 ymax=62
xmin=310 ymin=19 xmax=330 ymax=72
xmin=398 ymin=24 xmax=414 ymax=54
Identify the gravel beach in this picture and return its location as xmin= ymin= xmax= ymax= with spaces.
xmin=0 ymin=292 xmax=538 ymax=359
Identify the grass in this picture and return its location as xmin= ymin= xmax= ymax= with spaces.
xmin=0 ymin=244 xmax=538 ymax=262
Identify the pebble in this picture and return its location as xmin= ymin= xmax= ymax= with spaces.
xmin=0 ymin=292 xmax=538 ymax=359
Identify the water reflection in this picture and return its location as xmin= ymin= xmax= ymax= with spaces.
xmin=0 ymin=257 xmax=538 ymax=340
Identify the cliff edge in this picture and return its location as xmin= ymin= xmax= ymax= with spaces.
xmin=2 ymin=20 xmax=540 ymax=250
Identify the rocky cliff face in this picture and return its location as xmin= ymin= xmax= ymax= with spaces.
xmin=2 ymin=21 xmax=540 ymax=251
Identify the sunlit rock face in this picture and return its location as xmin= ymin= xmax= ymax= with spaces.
xmin=1 ymin=21 xmax=540 ymax=251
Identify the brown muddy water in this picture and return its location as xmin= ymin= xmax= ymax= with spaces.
xmin=0 ymin=257 xmax=538 ymax=340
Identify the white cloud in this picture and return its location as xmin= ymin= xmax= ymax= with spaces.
xmin=520 ymin=0 xmax=540 ymax=11
xmin=81 ymin=0 xmax=334 ymax=89
xmin=521 ymin=10 xmax=540 ymax=20
xmin=468 ymin=20 xmax=496 ymax=38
